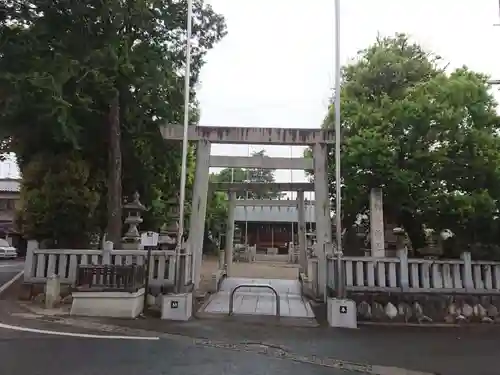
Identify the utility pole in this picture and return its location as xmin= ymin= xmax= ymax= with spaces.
xmin=334 ymin=0 xmax=344 ymax=299
xmin=175 ymin=0 xmax=193 ymax=293
xmin=490 ymin=2 xmax=500 ymax=85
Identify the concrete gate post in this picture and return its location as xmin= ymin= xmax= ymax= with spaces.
xmin=313 ymin=143 xmax=332 ymax=298
xmin=189 ymin=139 xmax=212 ymax=289
xmin=297 ymin=190 xmax=307 ymax=274
xmin=225 ymin=190 xmax=236 ymax=277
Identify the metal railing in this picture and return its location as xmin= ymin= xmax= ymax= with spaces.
xmin=75 ymin=264 xmax=146 ymax=292
xmin=228 ymin=283 xmax=280 ymax=317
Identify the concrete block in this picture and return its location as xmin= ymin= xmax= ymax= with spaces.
xmin=209 ymin=270 xmax=225 ymax=293
xmin=70 ymin=288 xmax=144 ymax=318
xmin=161 ymin=293 xmax=193 ymax=321
xmin=327 ymin=298 xmax=357 ymax=329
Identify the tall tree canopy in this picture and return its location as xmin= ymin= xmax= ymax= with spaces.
xmin=322 ymin=33 xmax=500 ymax=258
xmin=0 ymin=0 xmax=227 ymax=247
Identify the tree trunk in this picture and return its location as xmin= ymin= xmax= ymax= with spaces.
xmin=106 ymin=89 xmax=122 ymax=247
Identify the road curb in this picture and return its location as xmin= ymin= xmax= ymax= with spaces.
xmin=358 ymin=320 xmax=500 ymax=329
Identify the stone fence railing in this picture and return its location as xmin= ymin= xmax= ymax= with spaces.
xmin=23 ymin=241 xmax=192 ymax=287
xmin=327 ymin=250 xmax=500 ymax=294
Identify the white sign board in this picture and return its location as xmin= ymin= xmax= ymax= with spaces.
xmin=141 ymin=231 xmax=159 ymax=247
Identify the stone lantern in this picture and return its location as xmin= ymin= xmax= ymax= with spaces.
xmin=392 ymin=227 xmax=407 ymax=251
xmin=420 ymin=226 xmax=444 ymax=259
xmin=122 ymin=191 xmax=147 ymax=250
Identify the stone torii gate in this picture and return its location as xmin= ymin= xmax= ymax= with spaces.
xmin=160 ymin=125 xmax=334 ymax=295
xmin=232 ymin=194 xmax=316 ymax=266
xmin=213 ymin=182 xmax=314 ymax=272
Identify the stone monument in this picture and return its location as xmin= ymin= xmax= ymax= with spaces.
xmin=369 ymin=188 xmax=385 ymax=257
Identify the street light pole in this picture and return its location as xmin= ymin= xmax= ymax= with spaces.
xmin=334 ymin=0 xmax=343 ymax=298
xmin=495 ymin=0 xmax=500 ymax=26
xmin=490 ymin=3 xmax=500 ymax=85
xmin=175 ymin=0 xmax=193 ymax=293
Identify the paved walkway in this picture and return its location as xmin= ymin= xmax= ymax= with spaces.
xmin=199 ymin=256 xmax=299 ymax=293
xmin=203 ymin=277 xmax=314 ymax=318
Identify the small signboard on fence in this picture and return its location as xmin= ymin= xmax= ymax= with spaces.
xmin=141 ymin=231 xmax=159 ymax=247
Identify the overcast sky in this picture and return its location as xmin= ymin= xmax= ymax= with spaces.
xmin=199 ymin=0 xmax=500 ymax=199
xmin=3 ymin=1 xmax=500 ymax=193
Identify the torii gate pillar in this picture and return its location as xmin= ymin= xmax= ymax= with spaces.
xmin=160 ymin=125 xmax=335 ymax=293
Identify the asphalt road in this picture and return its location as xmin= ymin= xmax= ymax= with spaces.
xmin=0 ymin=259 xmax=498 ymax=375
xmin=0 ymin=329 xmax=360 ymax=375
xmin=0 ymin=259 xmax=23 ymax=288
xmin=100 ymin=316 xmax=500 ymax=375
xmin=0 ymin=260 xmax=354 ymax=374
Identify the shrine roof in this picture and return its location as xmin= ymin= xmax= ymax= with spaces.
xmin=234 ymin=205 xmax=317 ymax=223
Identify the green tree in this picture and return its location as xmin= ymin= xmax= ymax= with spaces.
xmin=321 ymin=34 xmax=500 ymax=257
xmin=17 ymin=153 xmax=100 ymax=248
xmin=0 ymin=0 xmax=226 ymax=246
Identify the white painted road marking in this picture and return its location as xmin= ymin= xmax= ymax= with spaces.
xmin=0 ymin=270 xmax=23 ymax=294
xmin=0 ymin=263 xmax=22 ymax=268
xmin=0 ymin=322 xmax=160 ymax=340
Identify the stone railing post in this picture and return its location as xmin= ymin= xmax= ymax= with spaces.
xmin=181 ymin=240 xmax=191 ymax=286
xmin=397 ymin=248 xmax=410 ymax=291
xmin=225 ymin=191 xmax=236 ymax=277
xmin=45 ymin=274 xmax=61 ymax=309
xmin=461 ymin=252 xmax=474 ymax=291
xmin=23 ymin=240 xmax=38 ymax=281
xmin=287 ymin=242 xmax=293 ymax=263
xmin=218 ymin=249 xmax=225 ymax=270
xmin=102 ymin=240 xmax=113 ymax=265
xmin=310 ymin=257 xmax=319 ymax=297
xmin=330 ymin=254 xmax=346 ymax=299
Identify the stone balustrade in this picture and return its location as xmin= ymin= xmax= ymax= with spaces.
xmin=23 ymin=240 xmax=192 ymax=287
xmin=327 ymin=251 xmax=500 ymax=294
xmin=325 ymin=251 xmax=500 ymax=324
